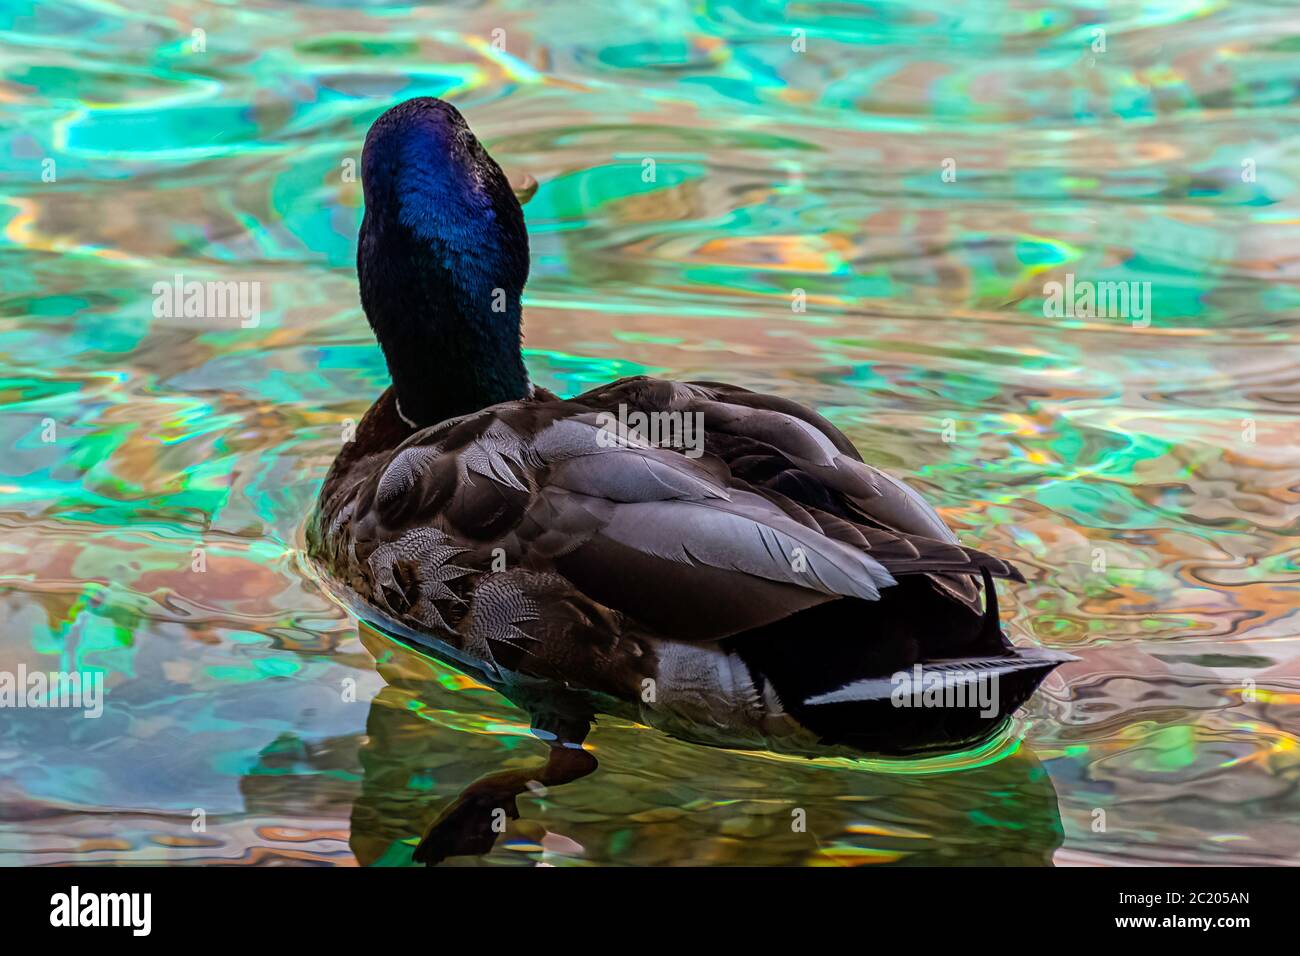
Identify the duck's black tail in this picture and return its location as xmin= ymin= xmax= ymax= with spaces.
xmin=795 ymin=645 xmax=1074 ymax=756
xmin=733 ymin=569 xmax=1076 ymax=756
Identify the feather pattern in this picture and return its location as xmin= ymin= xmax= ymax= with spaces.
xmin=461 ymin=573 xmax=542 ymax=675
xmin=311 ymin=376 xmax=1026 ymax=664
xmin=367 ymin=527 xmax=472 ymax=632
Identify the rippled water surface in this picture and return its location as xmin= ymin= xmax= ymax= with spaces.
xmin=2 ymin=0 xmax=1298 ymax=866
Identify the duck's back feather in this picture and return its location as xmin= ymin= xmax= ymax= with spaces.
xmin=310 ymin=377 xmax=1023 ymax=687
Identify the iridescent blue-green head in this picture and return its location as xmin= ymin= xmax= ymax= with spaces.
xmin=358 ymin=97 xmax=531 ymax=427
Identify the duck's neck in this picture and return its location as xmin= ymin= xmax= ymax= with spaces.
xmin=388 ymin=319 xmax=530 ymax=429
xmin=353 ymin=145 xmax=530 ymax=426
xmin=358 ymin=211 xmax=531 ymax=428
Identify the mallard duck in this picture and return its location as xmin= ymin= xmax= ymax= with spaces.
xmin=307 ymin=97 xmax=1072 ymax=789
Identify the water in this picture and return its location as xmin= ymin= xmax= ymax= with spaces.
xmin=1 ymin=0 xmax=1298 ymax=866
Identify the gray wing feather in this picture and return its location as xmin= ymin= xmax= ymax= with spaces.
xmin=595 ymin=492 xmax=894 ymax=600
xmin=549 ymin=450 xmax=726 ymax=503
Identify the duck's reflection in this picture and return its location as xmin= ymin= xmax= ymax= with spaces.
xmin=346 ymin=627 xmax=600 ymax=866
xmin=334 ymin=625 xmax=1065 ymax=866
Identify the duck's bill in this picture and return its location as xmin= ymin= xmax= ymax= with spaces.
xmin=511 ymin=173 xmax=538 ymax=205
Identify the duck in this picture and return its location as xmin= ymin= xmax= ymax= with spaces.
xmin=306 ymin=98 xmax=1074 ymax=836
